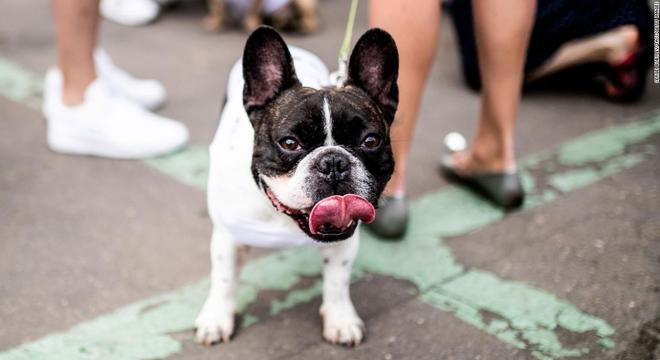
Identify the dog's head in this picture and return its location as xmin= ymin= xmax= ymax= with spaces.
xmin=243 ymin=26 xmax=398 ymax=242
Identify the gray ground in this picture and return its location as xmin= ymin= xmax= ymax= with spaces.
xmin=1 ymin=1 xmax=659 ymax=359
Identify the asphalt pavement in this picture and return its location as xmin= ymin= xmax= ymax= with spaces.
xmin=1 ymin=1 xmax=659 ymax=359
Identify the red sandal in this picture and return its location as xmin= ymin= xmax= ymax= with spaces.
xmin=597 ymin=47 xmax=649 ymax=102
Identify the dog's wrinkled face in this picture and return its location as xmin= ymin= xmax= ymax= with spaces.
xmin=242 ymin=26 xmax=398 ymax=242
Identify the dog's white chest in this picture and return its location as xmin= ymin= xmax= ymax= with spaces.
xmin=207 ymin=46 xmax=330 ymax=248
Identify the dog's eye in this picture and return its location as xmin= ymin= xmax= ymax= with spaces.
xmin=279 ymin=137 xmax=302 ymax=151
xmin=361 ymin=134 xmax=382 ymax=150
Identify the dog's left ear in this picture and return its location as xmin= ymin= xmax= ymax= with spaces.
xmin=243 ymin=26 xmax=301 ymax=115
xmin=346 ymin=28 xmax=399 ymax=122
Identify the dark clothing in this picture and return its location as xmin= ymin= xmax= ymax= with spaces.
xmin=448 ymin=0 xmax=653 ymax=90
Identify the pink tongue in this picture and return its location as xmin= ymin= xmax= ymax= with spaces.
xmin=309 ymin=194 xmax=375 ymax=235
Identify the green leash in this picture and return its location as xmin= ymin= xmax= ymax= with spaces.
xmin=331 ymin=0 xmax=359 ymax=88
xmin=339 ymin=0 xmax=359 ymax=64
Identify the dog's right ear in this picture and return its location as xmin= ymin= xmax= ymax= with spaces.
xmin=346 ymin=28 xmax=399 ymax=122
xmin=242 ymin=26 xmax=301 ymax=115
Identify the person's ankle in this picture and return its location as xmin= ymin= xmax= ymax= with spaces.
xmin=469 ymin=137 xmax=516 ymax=173
xmin=61 ymin=89 xmax=85 ymax=107
xmin=61 ymin=74 xmax=96 ymax=107
xmin=383 ymin=180 xmax=406 ymax=199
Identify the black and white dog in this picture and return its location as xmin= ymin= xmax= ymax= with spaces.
xmin=195 ymin=26 xmax=398 ymax=346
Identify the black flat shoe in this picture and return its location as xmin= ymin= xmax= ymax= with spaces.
xmin=440 ymin=157 xmax=524 ymax=210
xmin=365 ymin=196 xmax=409 ymax=240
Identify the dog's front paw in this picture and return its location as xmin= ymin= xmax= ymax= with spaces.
xmin=194 ymin=300 xmax=235 ymax=346
xmin=320 ymin=303 xmax=365 ymax=346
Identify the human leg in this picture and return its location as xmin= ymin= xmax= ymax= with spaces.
xmin=52 ymin=0 xmax=100 ymax=106
xmin=528 ymin=25 xmax=639 ymax=81
xmin=366 ymin=0 xmax=439 ymax=238
xmin=369 ymin=0 xmax=440 ymax=198
xmin=453 ymin=0 xmax=536 ymax=175
xmin=45 ymin=0 xmax=189 ymax=158
xmin=441 ymin=0 xmax=535 ymax=209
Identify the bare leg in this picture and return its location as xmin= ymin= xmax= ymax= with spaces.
xmin=453 ymin=0 xmax=536 ymax=174
xmin=52 ymin=0 xmax=100 ymax=106
xmin=369 ymin=0 xmax=440 ymax=197
xmin=528 ymin=25 xmax=639 ymax=81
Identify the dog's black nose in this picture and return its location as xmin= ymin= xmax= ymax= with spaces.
xmin=316 ymin=153 xmax=351 ymax=184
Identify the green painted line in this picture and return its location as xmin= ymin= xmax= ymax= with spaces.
xmin=270 ymin=279 xmax=323 ymax=316
xmin=144 ymin=146 xmax=209 ymax=190
xmin=422 ymin=271 xmax=611 ymax=359
xmin=0 ymin=58 xmax=43 ymax=110
xmin=547 ymin=153 xmax=645 ymax=193
xmin=1 ymin=55 xmax=659 ymax=359
xmin=557 ymin=117 xmax=660 ymax=166
xmin=1 ymin=279 xmax=211 ymax=360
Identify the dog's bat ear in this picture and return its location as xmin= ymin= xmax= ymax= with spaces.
xmin=242 ymin=26 xmax=301 ymax=115
xmin=346 ymin=28 xmax=399 ymax=122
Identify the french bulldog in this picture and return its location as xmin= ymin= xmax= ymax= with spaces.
xmin=195 ymin=26 xmax=398 ymax=346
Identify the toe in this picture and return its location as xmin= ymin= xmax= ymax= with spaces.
xmin=195 ymin=326 xmax=221 ymax=346
xmin=323 ymin=318 xmax=365 ymax=346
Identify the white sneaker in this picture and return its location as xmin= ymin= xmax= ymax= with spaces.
xmin=43 ymin=70 xmax=189 ymax=159
xmin=100 ymin=0 xmax=160 ymax=27
xmin=95 ymin=49 xmax=166 ymax=111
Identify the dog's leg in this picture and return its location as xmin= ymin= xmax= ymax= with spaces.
xmin=319 ymin=233 xmax=365 ymax=346
xmin=195 ymin=224 xmax=238 ymax=345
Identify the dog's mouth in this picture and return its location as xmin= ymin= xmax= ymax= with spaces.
xmin=264 ymin=186 xmax=375 ymax=242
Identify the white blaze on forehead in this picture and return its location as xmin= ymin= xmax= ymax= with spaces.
xmin=322 ymin=97 xmax=335 ymax=146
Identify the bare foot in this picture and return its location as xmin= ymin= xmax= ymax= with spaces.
xmin=382 ymin=174 xmax=405 ymax=198
xmin=450 ymin=141 xmax=516 ymax=176
xmin=603 ymin=25 xmax=639 ymax=65
xmin=450 ymin=150 xmax=503 ymax=176
xmin=599 ymin=25 xmax=643 ymax=98
xmin=450 ymin=151 xmax=475 ymax=175
xmin=528 ymin=25 xmax=640 ymax=82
